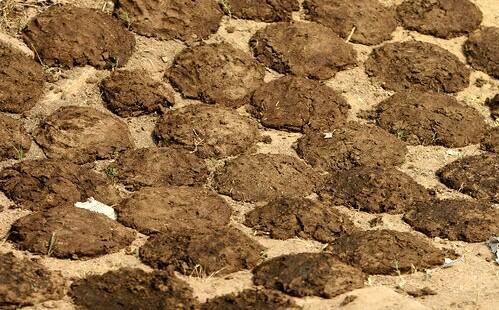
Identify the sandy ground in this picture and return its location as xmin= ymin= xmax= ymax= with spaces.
xmin=0 ymin=0 xmax=498 ymax=309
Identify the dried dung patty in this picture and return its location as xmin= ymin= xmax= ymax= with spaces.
xmin=397 ymin=0 xmax=482 ymax=39
xmin=304 ymin=0 xmax=397 ymax=45
xmin=0 ymin=114 xmax=31 ymax=160
xmin=252 ymin=252 xmax=365 ymax=298
xmin=437 ymin=154 xmax=498 ymax=203
xmin=34 ymin=106 xmax=134 ymax=164
xmin=100 ymin=69 xmax=175 ymax=117
xmin=250 ymin=21 xmax=357 ymax=80
xmin=249 ymin=76 xmax=350 ymax=132
xmin=464 ymin=27 xmax=499 ymax=79
xmin=214 ymin=153 xmax=318 ymax=203
xmin=326 ymin=229 xmax=445 ymax=275
xmin=318 ymin=166 xmax=431 ymax=214
xmin=200 ymin=288 xmax=299 ymax=310
xmin=365 ymin=41 xmax=470 ymax=93
xmin=367 ymin=90 xmax=487 ymax=147
xmin=0 ymin=159 xmax=121 ymax=211
xmin=227 ymin=0 xmax=300 ymax=22
xmin=296 ymin=122 xmax=407 ymax=172
xmin=111 ymin=147 xmax=209 ymax=190
xmin=481 ymin=127 xmax=499 ymax=153
xmin=69 ymin=268 xmax=197 ymax=310
xmin=403 ymin=199 xmax=499 ymax=242
xmin=154 ymin=104 xmax=259 ymax=159
xmin=166 ymin=43 xmax=265 ymax=108
xmin=139 ymin=226 xmax=264 ymax=276
xmin=9 ymin=206 xmax=135 ymax=259
xmin=114 ymin=0 xmax=222 ymax=42
xmin=23 ymin=5 xmax=135 ymax=69
xmin=244 ymin=197 xmax=357 ymax=243
xmin=0 ymin=253 xmax=65 ymax=309
xmin=115 ymin=186 xmax=231 ymax=235
xmin=0 ymin=45 xmax=45 ymax=113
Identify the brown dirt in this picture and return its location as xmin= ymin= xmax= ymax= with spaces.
xmin=111 ymin=147 xmax=209 ymax=190
xmin=464 ymin=26 xmax=499 ymax=78
xmin=0 ymin=252 xmax=65 ymax=309
xmin=214 ymin=153 xmax=319 ymax=203
xmin=100 ymin=69 xmax=175 ymax=117
xmin=326 ymin=229 xmax=446 ymax=275
xmin=437 ymin=153 xmax=499 ymax=203
xmin=0 ymin=44 xmax=45 ymax=113
xmin=364 ymin=90 xmax=488 ymax=147
xmin=319 ymin=166 xmax=431 ymax=214
xmin=115 ymin=186 xmax=231 ymax=235
xmin=250 ymin=21 xmax=357 ymax=80
xmin=34 ymin=106 xmax=134 ymax=164
xmin=139 ymin=226 xmax=264 ymax=276
xmin=23 ymin=5 xmax=135 ymax=69
xmin=403 ymin=199 xmax=499 ymax=242
xmin=200 ymin=288 xmax=299 ymax=310
xmin=154 ymin=104 xmax=260 ymax=159
xmin=248 ymin=76 xmax=350 ymax=133
xmin=114 ymin=0 xmax=223 ymax=42
xmin=252 ymin=252 xmax=365 ymax=298
xmin=0 ymin=113 xmax=31 ymax=160
xmin=481 ymin=126 xmax=499 ymax=153
xmin=0 ymin=159 xmax=121 ymax=211
xmin=486 ymin=94 xmax=499 ymax=120
xmin=9 ymin=206 xmax=135 ymax=259
xmin=166 ymin=42 xmax=265 ymax=108
xmin=365 ymin=41 xmax=470 ymax=93
xmin=397 ymin=0 xmax=482 ymax=39
xmin=228 ymin=0 xmax=300 ymax=22
xmin=303 ymin=0 xmax=397 ymax=45
xmin=244 ymin=197 xmax=357 ymax=243
xmin=69 ymin=268 xmax=197 ymax=310
xmin=296 ymin=122 xmax=407 ymax=172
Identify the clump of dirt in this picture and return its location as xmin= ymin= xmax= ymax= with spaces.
xmin=326 ymin=229 xmax=445 ymax=275
xmin=0 ymin=45 xmax=45 ymax=113
xmin=200 ymin=288 xmax=299 ymax=310
xmin=154 ymin=104 xmax=260 ymax=159
xmin=23 ymin=5 xmax=135 ymax=69
xmin=100 ymin=69 xmax=175 ymax=117
xmin=139 ymin=226 xmax=264 ymax=276
xmin=464 ymin=27 xmax=499 ymax=78
xmin=397 ymin=0 xmax=482 ymax=38
xmin=115 ymin=186 xmax=231 ymax=235
xmin=403 ymin=199 xmax=499 ymax=242
xmin=214 ymin=153 xmax=319 ymax=203
xmin=319 ymin=166 xmax=431 ymax=214
xmin=486 ymin=94 xmax=499 ymax=120
xmin=34 ymin=106 xmax=134 ymax=164
xmin=114 ymin=0 xmax=222 ymax=42
xmin=249 ymin=76 xmax=350 ymax=132
xmin=69 ymin=268 xmax=197 ymax=310
xmin=437 ymin=154 xmax=498 ymax=203
xmin=365 ymin=90 xmax=487 ymax=147
xmin=9 ymin=206 xmax=135 ymax=259
xmin=244 ymin=197 xmax=357 ymax=243
xmin=227 ymin=0 xmax=300 ymax=22
xmin=0 ymin=159 xmax=121 ymax=211
xmin=111 ymin=147 xmax=209 ymax=190
xmin=166 ymin=43 xmax=265 ymax=108
xmin=296 ymin=122 xmax=407 ymax=172
xmin=481 ymin=127 xmax=499 ymax=153
xmin=303 ymin=0 xmax=397 ymax=45
xmin=250 ymin=21 xmax=357 ymax=80
xmin=365 ymin=41 xmax=470 ymax=93
xmin=252 ymin=252 xmax=365 ymax=298
xmin=0 ymin=114 xmax=31 ymax=160
xmin=0 ymin=253 xmax=65 ymax=309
